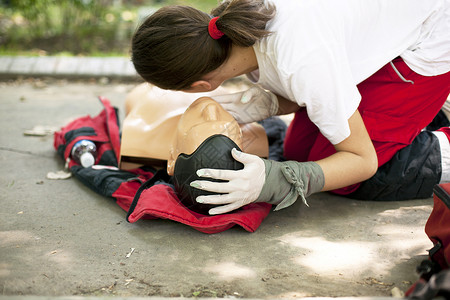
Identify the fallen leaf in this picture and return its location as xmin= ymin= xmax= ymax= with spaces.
xmin=47 ymin=170 xmax=72 ymax=180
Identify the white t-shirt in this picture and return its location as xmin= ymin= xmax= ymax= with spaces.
xmin=248 ymin=0 xmax=450 ymax=145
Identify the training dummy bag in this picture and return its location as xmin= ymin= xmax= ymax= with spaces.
xmin=53 ymin=97 xmax=271 ymax=233
xmin=406 ymin=182 xmax=450 ymax=299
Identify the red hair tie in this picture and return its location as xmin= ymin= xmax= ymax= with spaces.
xmin=208 ymin=17 xmax=225 ymax=40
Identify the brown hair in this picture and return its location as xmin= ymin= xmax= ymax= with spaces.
xmin=131 ymin=0 xmax=275 ymax=90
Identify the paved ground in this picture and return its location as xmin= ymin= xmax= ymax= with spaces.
xmin=0 ymin=77 xmax=435 ymax=299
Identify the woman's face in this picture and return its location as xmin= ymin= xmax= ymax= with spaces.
xmin=167 ymin=97 xmax=243 ymax=175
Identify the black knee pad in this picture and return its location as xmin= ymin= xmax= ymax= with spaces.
xmin=349 ymin=131 xmax=442 ymax=201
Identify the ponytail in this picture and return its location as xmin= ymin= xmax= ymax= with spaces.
xmin=211 ymin=0 xmax=275 ymax=47
xmin=131 ymin=0 xmax=275 ymax=90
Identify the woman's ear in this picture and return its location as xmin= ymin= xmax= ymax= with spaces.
xmin=189 ymin=80 xmax=212 ymax=92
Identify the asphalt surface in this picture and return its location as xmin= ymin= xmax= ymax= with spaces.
xmin=0 ymin=56 xmax=138 ymax=80
xmin=0 ymin=63 xmax=436 ymax=299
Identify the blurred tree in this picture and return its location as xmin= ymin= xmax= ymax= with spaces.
xmin=0 ymin=0 xmax=219 ymax=55
xmin=1 ymin=0 xmax=131 ymax=55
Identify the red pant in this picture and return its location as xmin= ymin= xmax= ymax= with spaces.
xmin=284 ymin=57 xmax=450 ymax=194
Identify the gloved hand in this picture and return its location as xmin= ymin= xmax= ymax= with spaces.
xmin=190 ymin=149 xmax=325 ymax=215
xmin=211 ymin=85 xmax=279 ymax=124
xmin=190 ymin=148 xmax=266 ymax=215
xmin=258 ymin=159 xmax=325 ymax=210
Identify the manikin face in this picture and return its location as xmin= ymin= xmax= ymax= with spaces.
xmin=167 ymin=97 xmax=243 ymax=175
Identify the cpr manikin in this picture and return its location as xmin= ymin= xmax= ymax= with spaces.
xmin=121 ymin=83 xmax=269 ymax=213
xmin=121 ymin=83 xmax=269 ymax=169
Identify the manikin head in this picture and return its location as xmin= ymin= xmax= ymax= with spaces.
xmin=172 ymin=134 xmax=244 ymax=214
xmin=167 ymin=97 xmax=242 ymax=175
xmin=167 ymin=97 xmax=246 ymax=214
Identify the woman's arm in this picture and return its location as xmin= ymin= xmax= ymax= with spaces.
xmin=316 ymin=109 xmax=378 ymax=191
xmin=277 ymin=94 xmax=301 ymax=115
xmin=267 ymin=93 xmax=378 ymax=190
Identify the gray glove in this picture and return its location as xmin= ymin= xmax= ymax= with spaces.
xmin=257 ymin=160 xmax=325 ymax=210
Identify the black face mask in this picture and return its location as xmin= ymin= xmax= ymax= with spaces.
xmin=173 ymin=134 xmax=244 ymax=214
